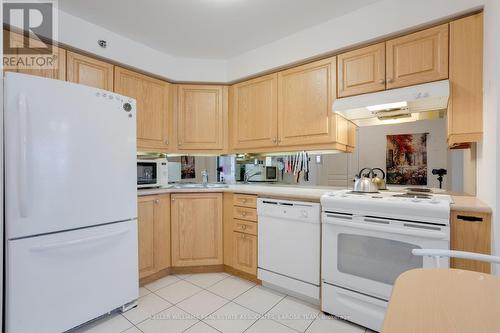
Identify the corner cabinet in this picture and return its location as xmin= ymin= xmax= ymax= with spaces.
xmin=447 ymin=13 xmax=483 ymax=148
xmin=66 ymin=51 xmax=114 ymax=90
xmin=114 ymin=67 xmax=170 ymax=152
xmin=137 ymin=195 xmax=171 ymax=279
xmin=277 ymin=57 xmax=337 ymax=146
xmin=171 ymin=193 xmax=223 ymax=267
xmin=174 ymin=85 xmax=227 ymax=152
xmin=230 ymin=74 xmax=278 ymax=150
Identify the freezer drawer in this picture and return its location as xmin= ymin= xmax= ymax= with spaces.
xmin=5 ymin=220 xmax=139 ymax=333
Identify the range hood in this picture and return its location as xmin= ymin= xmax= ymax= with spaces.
xmin=333 ymin=80 xmax=449 ymax=126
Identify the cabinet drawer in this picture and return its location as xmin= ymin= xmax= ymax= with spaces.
xmin=233 ymin=194 xmax=257 ymax=208
xmin=233 ymin=219 xmax=257 ymax=236
xmin=233 ymin=206 xmax=257 ymax=222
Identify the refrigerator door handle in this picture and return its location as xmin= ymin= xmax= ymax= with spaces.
xmin=18 ymin=93 xmax=29 ymax=218
xmin=29 ymin=229 xmax=130 ymax=252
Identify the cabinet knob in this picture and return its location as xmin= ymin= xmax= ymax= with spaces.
xmin=387 ymin=78 xmax=394 ymax=83
xmin=278 ymin=138 xmax=281 ymax=144
xmin=272 ymin=138 xmax=277 ymax=143
xmin=242 ymin=225 xmax=247 ymax=230
xmin=164 ymin=139 xmax=169 ymax=144
xmin=242 ymin=212 xmax=247 ymax=216
xmin=242 ymin=199 xmax=247 ymax=203
xmin=172 ymin=198 xmax=175 ymax=201
xmin=178 ymin=142 xmax=182 ymax=146
xmin=154 ymin=199 xmax=159 ymax=204
xmin=378 ymin=79 xmax=386 ymax=84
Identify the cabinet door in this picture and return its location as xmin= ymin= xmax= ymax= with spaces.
xmin=138 ymin=196 xmax=157 ymax=278
xmin=137 ymin=195 xmax=171 ymax=279
xmin=337 ymin=43 xmax=386 ymax=97
xmin=386 ymin=24 xmax=448 ymax=89
xmin=114 ymin=67 xmax=170 ymax=152
xmin=231 ymin=74 xmax=278 ymax=149
xmin=232 ymin=232 xmax=257 ymax=275
xmin=171 ymin=193 xmax=223 ymax=267
xmin=176 ymin=85 xmax=225 ymax=150
xmin=347 ymin=121 xmax=357 ymax=149
xmin=3 ymin=30 xmax=66 ymax=80
xmin=334 ymin=114 xmax=349 ymax=146
xmin=278 ymin=57 xmax=337 ymax=146
xmin=448 ymin=13 xmax=483 ymax=148
xmin=451 ymin=211 xmax=491 ymax=273
xmin=66 ymin=51 xmax=114 ymax=90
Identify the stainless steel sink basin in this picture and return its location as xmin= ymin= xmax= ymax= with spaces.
xmin=173 ymin=183 xmax=228 ymax=189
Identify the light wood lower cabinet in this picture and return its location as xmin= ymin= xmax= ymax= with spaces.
xmin=138 ymin=195 xmax=171 ymax=279
xmin=451 ymin=210 xmax=491 ymax=274
xmin=232 ymin=232 xmax=257 ymax=275
xmin=114 ymin=67 xmax=170 ymax=152
xmin=448 ymin=13 xmax=483 ymax=148
xmin=66 ymin=51 xmax=114 ymax=90
xmin=171 ymin=193 xmax=223 ymax=267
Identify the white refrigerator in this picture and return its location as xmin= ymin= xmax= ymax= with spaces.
xmin=4 ymin=72 xmax=139 ymax=333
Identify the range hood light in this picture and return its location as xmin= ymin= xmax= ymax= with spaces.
xmin=366 ymin=101 xmax=408 ymax=112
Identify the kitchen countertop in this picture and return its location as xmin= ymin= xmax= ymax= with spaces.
xmin=138 ymin=184 xmax=491 ymax=213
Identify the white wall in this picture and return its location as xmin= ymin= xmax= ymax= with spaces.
xmin=477 ymin=0 xmax=500 ymax=273
xmin=351 ymin=120 xmax=449 ymax=189
xmin=18 ymin=0 xmax=484 ymax=83
xmin=227 ymin=0 xmax=485 ymax=80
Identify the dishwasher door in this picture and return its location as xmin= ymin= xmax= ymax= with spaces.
xmin=257 ymin=198 xmax=321 ymax=288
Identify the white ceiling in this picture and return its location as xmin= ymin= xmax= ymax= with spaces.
xmin=59 ymin=0 xmax=379 ymax=59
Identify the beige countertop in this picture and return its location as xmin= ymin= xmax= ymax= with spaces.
xmin=449 ymin=195 xmax=492 ymax=213
xmin=138 ymin=184 xmax=491 ymax=213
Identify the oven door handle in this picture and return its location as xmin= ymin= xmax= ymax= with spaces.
xmin=323 ymin=218 xmax=448 ymax=240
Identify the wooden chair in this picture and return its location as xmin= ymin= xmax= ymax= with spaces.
xmin=382 ymin=250 xmax=500 ymax=333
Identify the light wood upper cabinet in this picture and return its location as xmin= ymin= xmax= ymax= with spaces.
xmin=230 ymin=74 xmax=278 ymax=149
xmin=448 ymin=13 xmax=483 ymax=148
xmin=171 ymin=193 xmax=223 ymax=267
xmin=175 ymin=85 xmax=227 ymax=151
xmin=3 ymin=30 xmax=66 ymax=80
xmin=338 ymin=43 xmax=386 ymax=97
xmin=66 ymin=51 xmax=114 ymax=90
xmin=138 ymin=195 xmax=171 ymax=279
xmin=232 ymin=232 xmax=257 ymax=275
xmin=451 ymin=210 xmax=491 ymax=273
xmin=386 ymin=24 xmax=449 ymax=89
xmin=277 ymin=57 xmax=337 ymax=146
xmin=114 ymin=67 xmax=170 ymax=152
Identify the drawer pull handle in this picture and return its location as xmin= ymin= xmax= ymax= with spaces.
xmin=457 ymin=215 xmax=483 ymax=222
xmin=242 ymin=212 xmax=247 ymax=216
xmin=242 ymin=199 xmax=247 ymax=203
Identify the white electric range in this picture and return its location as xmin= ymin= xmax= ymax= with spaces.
xmin=320 ymin=190 xmax=451 ymax=332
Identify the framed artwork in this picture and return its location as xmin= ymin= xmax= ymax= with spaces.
xmin=386 ymin=133 xmax=428 ymax=185
xmin=181 ymin=156 xmax=196 ymax=179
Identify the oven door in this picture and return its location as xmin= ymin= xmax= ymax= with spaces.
xmin=137 ymin=161 xmax=159 ymax=188
xmin=322 ymin=212 xmax=449 ymax=300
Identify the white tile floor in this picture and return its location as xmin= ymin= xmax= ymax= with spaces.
xmin=74 ymin=272 xmax=369 ymax=333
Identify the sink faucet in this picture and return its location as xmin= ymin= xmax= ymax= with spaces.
xmin=201 ymin=169 xmax=209 ymax=185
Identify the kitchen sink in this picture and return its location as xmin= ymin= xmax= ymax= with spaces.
xmin=173 ymin=183 xmax=228 ymax=189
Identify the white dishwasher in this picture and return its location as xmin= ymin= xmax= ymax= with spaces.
xmin=257 ymin=198 xmax=321 ymax=303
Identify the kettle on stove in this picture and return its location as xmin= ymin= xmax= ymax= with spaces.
xmin=353 ymin=168 xmax=379 ymax=193
xmin=371 ymin=168 xmax=387 ymax=190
